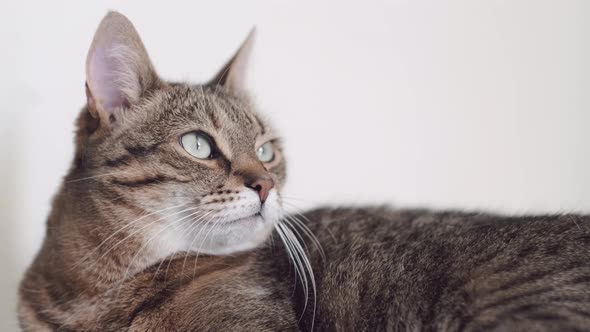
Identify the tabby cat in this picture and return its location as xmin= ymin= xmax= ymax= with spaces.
xmin=19 ymin=11 xmax=590 ymax=332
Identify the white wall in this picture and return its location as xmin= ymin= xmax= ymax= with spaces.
xmin=0 ymin=1 xmax=588 ymax=330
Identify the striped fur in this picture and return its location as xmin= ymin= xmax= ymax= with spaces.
xmin=19 ymin=11 xmax=289 ymax=331
xmin=18 ymin=11 xmax=590 ymax=332
xmin=290 ymin=208 xmax=590 ymax=331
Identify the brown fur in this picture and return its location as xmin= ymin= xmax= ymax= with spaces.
xmin=19 ymin=11 xmax=290 ymax=331
xmin=19 ymin=11 xmax=590 ymax=332
xmin=293 ymin=208 xmax=590 ymax=331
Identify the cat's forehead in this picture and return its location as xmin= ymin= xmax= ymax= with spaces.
xmin=134 ymin=84 xmax=271 ymax=150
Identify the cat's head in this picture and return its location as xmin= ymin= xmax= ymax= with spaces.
xmin=70 ymin=12 xmax=285 ymax=258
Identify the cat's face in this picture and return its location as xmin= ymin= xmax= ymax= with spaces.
xmin=73 ymin=12 xmax=284 ymax=257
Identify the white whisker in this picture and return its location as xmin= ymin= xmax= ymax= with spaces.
xmin=81 ymin=205 xmax=200 ymax=273
xmin=75 ymin=204 xmax=192 ymax=271
xmin=275 ymin=221 xmax=317 ymax=331
xmin=284 ymin=213 xmax=325 ymax=260
xmin=151 ymin=211 xmax=211 ymax=279
xmin=119 ymin=209 xmax=210 ymax=286
xmin=278 ymin=223 xmax=310 ymax=299
xmin=188 ymin=214 xmax=224 ymax=277
xmin=274 ymin=224 xmax=305 ymax=293
xmin=180 ymin=212 xmax=215 ymax=274
xmin=282 ymin=201 xmax=325 ymax=260
xmin=66 ymin=171 xmax=128 ymax=183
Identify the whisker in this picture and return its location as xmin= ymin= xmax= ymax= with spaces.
xmin=192 ymin=220 xmax=233 ymax=279
xmin=163 ymin=252 xmax=177 ymax=281
xmin=119 ymin=209 xmax=210 ymax=285
xmin=84 ymin=206 xmax=203 ymax=274
xmin=73 ymin=203 xmax=191 ymax=270
xmin=151 ymin=252 xmax=171 ymax=281
xmin=286 ymin=225 xmax=318 ymax=332
xmin=282 ymin=217 xmax=311 ymax=253
xmin=276 ymin=221 xmax=317 ymax=330
xmin=187 ymin=213 xmax=224 ymax=277
xmin=275 ymin=223 xmax=308 ymax=303
xmin=66 ymin=171 xmax=128 ymax=183
xmin=282 ymin=202 xmax=325 ymax=260
xmin=180 ymin=212 xmax=215 ymax=274
xmin=285 ymin=214 xmax=325 ymax=260
xmin=150 ymin=211 xmax=211 ymax=280
xmin=279 ymin=223 xmax=310 ymax=298
xmin=274 ymin=224 xmax=302 ymax=290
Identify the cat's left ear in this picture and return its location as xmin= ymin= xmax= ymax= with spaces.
xmin=208 ymin=28 xmax=256 ymax=92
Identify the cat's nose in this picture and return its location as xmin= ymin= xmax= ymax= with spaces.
xmin=245 ymin=176 xmax=274 ymax=204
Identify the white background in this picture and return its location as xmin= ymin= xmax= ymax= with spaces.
xmin=0 ymin=1 xmax=588 ymax=330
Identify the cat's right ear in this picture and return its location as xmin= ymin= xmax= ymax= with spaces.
xmin=207 ymin=28 xmax=256 ymax=93
xmin=85 ymin=11 xmax=161 ymax=127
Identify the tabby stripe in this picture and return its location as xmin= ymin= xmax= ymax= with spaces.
xmin=525 ymin=312 xmax=567 ymax=322
xmin=21 ymin=290 xmax=63 ymax=330
xmin=574 ymin=233 xmax=590 ymax=244
xmin=473 ymin=287 xmax=554 ymax=316
xmin=127 ymin=255 xmax=248 ymax=327
xmin=473 ymin=249 xmax=504 ymax=267
xmin=464 ymin=291 xmax=590 ymax=330
xmin=125 ymin=142 xmax=162 ymax=157
xmin=570 ymin=275 xmax=590 ymax=285
xmin=112 ymin=175 xmax=190 ymax=187
xmin=490 ymin=258 xmax=524 ymax=275
xmin=104 ymin=155 xmax=133 ymax=167
xmin=463 ymin=303 xmax=564 ymax=331
xmin=100 ymin=185 xmax=126 ymax=202
xmin=475 ymin=310 xmax=566 ymax=331
xmin=564 ymin=307 xmax=590 ymax=319
xmin=491 ymin=260 xmax=584 ymax=295
xmin=493 ymin=270 xmax=556 ymax=293
xmin=207 ymin=108 xmax=221 ymax=129
xmin=103 ymin=143 xmax=162 ymax=167
xmin=254 ymin=115 xmax=266 ymax=135
xmin=126 ymin=278 xmax=192 ymax=327
xmin=544 ymin=295 xmax=590 ymax=305
xmin=162 ymin=160 xmax=184 ymax=170
xmin=30 ymin=305 xmax=62 ymax=330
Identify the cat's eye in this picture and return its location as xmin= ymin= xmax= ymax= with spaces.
xmin=257 ymin=142 xmax=275 ymax=163
xmin=180 ymin=132 xmax=213 ymax=159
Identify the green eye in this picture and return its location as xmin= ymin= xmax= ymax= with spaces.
xmin=181 ymin=132 xmax=213 ymax=159
xmin=256 ymin=142 xmax=275 ymax=163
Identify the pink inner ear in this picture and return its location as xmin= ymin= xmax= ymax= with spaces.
xmin=88 ymin=47 xmax=128 ymax=113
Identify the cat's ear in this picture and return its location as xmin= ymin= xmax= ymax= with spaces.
xmin=208 ymin=28 xmax=256 ymax=92
xmin=85 ymin=11 xmax=161 ymax=124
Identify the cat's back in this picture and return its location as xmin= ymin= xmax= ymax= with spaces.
xmin=294 ymin=207 xmax=590 ymax=331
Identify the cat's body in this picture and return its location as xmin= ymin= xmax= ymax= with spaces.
xmin=296 ymin=208 xmax=590 ymax=331
xmin=21 ymin=206 xmax=590 ymax=331
xmin=19 ymin=11 xmax=590 ymax=332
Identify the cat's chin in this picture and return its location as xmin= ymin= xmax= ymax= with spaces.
xmin=230 ymin=212 xmax=263 ymax=225
xmin=193 ymin=215 xmax=275 ymax=255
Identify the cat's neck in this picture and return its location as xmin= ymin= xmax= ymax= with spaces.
xmin=34 ymin=184 xmax=173 ymax=296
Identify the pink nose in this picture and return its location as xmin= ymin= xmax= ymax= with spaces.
xmin=245 ymin=176 xmax=274 ymax=204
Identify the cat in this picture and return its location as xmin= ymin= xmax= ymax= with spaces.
xmin=19 ymin=11 xmax=590 ymax=332
xmin=18 ymin=11 xmax=295 ymax=331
